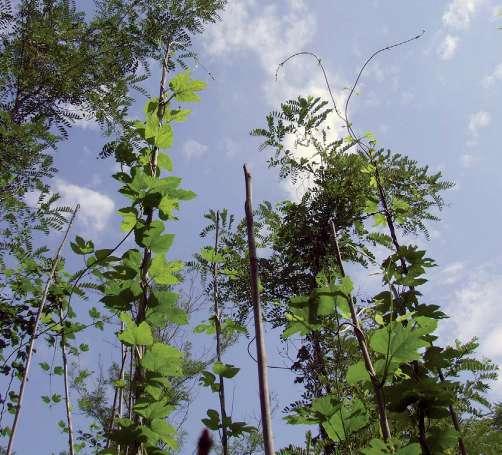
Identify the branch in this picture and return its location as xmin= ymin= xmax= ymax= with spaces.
xmin=6 ymin=204 xmax=79 ymax=455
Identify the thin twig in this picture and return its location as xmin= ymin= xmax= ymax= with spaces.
xmin=6 ymin=204 xmax=79 ymax=455
xmin=243 ymin=164 xmax=275 ymax=455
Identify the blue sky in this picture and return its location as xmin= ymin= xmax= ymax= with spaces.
xmin=8 ymin=0 xmax=502 ymax=453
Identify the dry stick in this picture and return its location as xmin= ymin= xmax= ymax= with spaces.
xmin=6 ymin=204 xmax=79 ymax=455
xmin=212 ymin=211 xmax=229 ymax=455
xmin=243 ymin=164 xmax=275 ymax=455
xmin=59 ymin=304 xmax=75 ymax=455
xmin=329 ymin=219 xmax=391 ymax=442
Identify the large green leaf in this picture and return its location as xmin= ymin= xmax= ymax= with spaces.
xmin=141 ymin=343 xmax=183 ymax=376
xmin=169 ymin=70 xmax=207 ymax=102
xmin=370 ymin=319 xmax=433 ymax=364
xmin=213 ymin=361 xmax=240 ymax=379
xmin=135 ymin=220 xmax=174 ymax=254
xmin=146 ymin=290 xmax=188 ymax=327
xmin=200 ymin=246 xmax=225 ymax=263
xmin=149 ymin=255 xmax=183 ymax=285
xmin=155 ymin=124 xmax=173 ymax=149
xmin=118 ymin=313 xmax=153 ymax=347
xmin=134 ymin=399 xmax=173 ymax=420
xmin=118 ymin=208 xmax=137 ymax=232
xmin=157 ymin=152 xmax=173 ymax=171
xmin=322 ymin=399 xmax=369 ymax=442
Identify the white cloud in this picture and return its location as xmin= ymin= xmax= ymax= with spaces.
xmin=53 ymin=179 xmax=115 ymax=232
xmin=442 ymin=0 xmax=485 ymax=29
xmin=223 ymin=138 xmax=239 ymax=159
xmin=493 ymin=5 xmax=502 ymax=18
xmin=482 ymin=63 xmax=502 ymax=87
xmin=468 ymin=110 xmax=491 ymax=138
xmin=182 ymin=139 xmax=208 ymax=160
xmin=437 ymin=34 xmax=459 ymax=60
xmin=205 ymin=0 xmax=315 ymax=76
xmin=205 ymin=0 xmax=348 ymax=201
xmin=60 ymin=103 xmax=99 ymax=130
xmin=461 ymin=152 xmax=479 ymax=167
xmin=441 ymin=261 xmax=465 ymax=283
xmin=437 ymin=264 xmax=502 ymax=398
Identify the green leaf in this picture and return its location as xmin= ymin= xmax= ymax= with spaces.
xmin=146 ymin=290 xmax=188 ymax=328
xmin=135 ymin=220 xmax=174 ymax=254
xmin=141 ymin=343 xmax=183 ymax=376
xmin=157 ymin=153 xmax=173 ymax=171
xmin=150 ymin=418 xmax=177 ymax=448
xmin=167 ymin=109 xmax=191 ymax=122
xmin=53 ymin=366 xmax=64 ymax=376
xmin=169 ymin=70 xmax=207 ymax=102
xmin=370 ymin=320 xmax=431 ymax=364
xmin=199 ymin=371 xmax=220 ymax=392
xmin=213 ymin=361 xmax=240 ymax=379
xmin=118 ymin=313 xmax=153 ymax=346
xmin=134 ymin=399 xmax=173 ymax=420
xmin=149 ymin=256 xmax=183 ymax=285
xmin=118 ymin=208 xmax=137 ymax=232
xmin=202 ymin=409 xmax=220 ymax=430
xmin=39 ymin=362 xmax=50 ymax=371
xmin=200 ymin=246 xmax=224 ymax=263
xmin=194 ymin=320 xmax=216 ymax=334
xmin=373 ymin=212 xmax=387 ymax=227
xmin=322 ymin=399 xmax=369 ymax=442
xmin=396 ymin=444 xmax=421 ymax=455
xmin=70 ymin=236 xmax=95 ymax=255
xmin=427 ymin=427 xmax=459 ymax=452
xmin=346 ymin=361 xmax=370 ymax=385
xmin=159 ymin=196 xmax=179 ymax=218
xmin=155 ymin=124 xmax=173 ymax=149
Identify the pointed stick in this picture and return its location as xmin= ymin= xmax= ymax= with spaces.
xmin=7 ymin=204 xmax=79 ymax=455
xmin=243 ymin=164 xmax=275 ymax=455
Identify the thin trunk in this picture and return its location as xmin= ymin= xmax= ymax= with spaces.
xmin=438 ymin=369 xmax=467 ymax=455
xmin=418 ymin=407 xmax=431 ymax=455
xmin=372 ymin=162 xmax=466 ymax=453
xmin=329 ymin=219 xmax=391 ymax=442
xmin=105 ymin=342 xmax=128 ymax=450
xmin=131 ymin=40 xmax=172 ymax=455
xmin=59 ymin=305 xmax=75 ymax=455
xmin=6 ymin=204 xmax=79 ymax=455
xmin=212 ymin=211 xmax=229 ymax=455
xmin=243 ymin=164 xmax=275 ymax=455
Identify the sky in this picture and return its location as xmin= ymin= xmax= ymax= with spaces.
xmin=6 ymin=0 xmax=502 ymax=453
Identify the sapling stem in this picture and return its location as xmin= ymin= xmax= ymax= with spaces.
xmin=6 ymin=204 xmax=79 ymax=455
xmin=329 ymin=218 xmax=391 ymax=442
xmin=212 ymin=211 xmax=229 ymax=455
xmin=243 ymin=164 xmax=275 ymax=455
xmin=59 ymin=303 xmax=75 ymax=455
